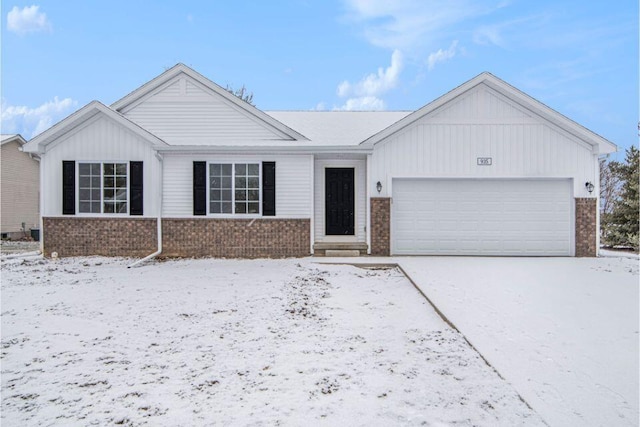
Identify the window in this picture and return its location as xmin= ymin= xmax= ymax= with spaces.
xmin=209 ymin=163 xmax=260 ymax=215
xmin=78 ymin=162 xmax=128 ymax=214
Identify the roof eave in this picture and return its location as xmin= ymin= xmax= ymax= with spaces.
xmin=360 ymin=72 xmax=617 ymax=154
xmin=22 ymin=101 xmax=168 ymax=154
xmin=155 ymin=144 xmax=373 ymax=155
xmin=110 ymin=63 xmax=310 ymax=142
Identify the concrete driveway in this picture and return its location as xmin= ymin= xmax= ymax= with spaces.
xmin=396 ymin=255 xmax=639 ymax=427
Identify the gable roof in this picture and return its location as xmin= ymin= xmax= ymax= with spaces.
xmin=361 ymin=72 xmax=617 ymax=154
xmin=22 ymin=101 xmax=168 ymax=154
xmin=265 ymin=111 xmax=411 ymax=146
xmin=1 ymin=134 xmax=27 ymax=146
xmin=111 ymin=63 xmax=308 ymax=142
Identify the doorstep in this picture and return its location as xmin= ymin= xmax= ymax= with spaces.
xmin=313 ymin=241 xmax=368 ymax=256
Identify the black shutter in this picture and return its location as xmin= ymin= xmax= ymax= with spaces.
xmin=130 ymin=161 xmax=143 ymax=215
xmin=262 ymin=161 xmax=276 ymax=216
xmin=193 ymin=161 xmax=206 ymax=216
xmin=62 ymin=161 xmax=75 ymax=215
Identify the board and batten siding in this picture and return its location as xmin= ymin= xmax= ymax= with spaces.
xmin=41 ymin=114 xmax=161 ymax=217
xmin=1 ymin=140 xmax=39 ymax=233
xmin=314 ymin=158 xmax=367 ymax=243
xmin=162 ymin=154 xmax=313 ymax=218
xmin=371 ymin=83 xmax=597 ymax=198
xmin=121 ymin=76 xmax=289 ymax=145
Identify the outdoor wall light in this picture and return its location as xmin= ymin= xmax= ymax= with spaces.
xmin=585 ymin=181 xmax=594 ymax=194
xmin=376 ymin=181 xmax=382 ymax=193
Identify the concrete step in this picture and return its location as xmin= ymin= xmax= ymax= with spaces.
xmin=313 ymin=242 xmax=368 ymax=256
xmin=324 ymin=249 xmax=361 ymax=257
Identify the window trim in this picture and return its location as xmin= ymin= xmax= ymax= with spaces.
xmin=207 ymin=161 xmax=262 ymax=217
xmin=75 ymin=161 xmax=130 ymax=217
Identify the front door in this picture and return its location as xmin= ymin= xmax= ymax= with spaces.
xmin=325 ymin=168 xmax=355 ymax=235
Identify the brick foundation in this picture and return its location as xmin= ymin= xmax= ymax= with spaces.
xmin=162 ymin=218 xmax=310 ymax=258
xmin=575 ymin=198 xmax=597 ymax=257
xmin=371 ymin=198 xmax=391 ymax=256
xmin=43 ymin=217 xmax=157 ymax=257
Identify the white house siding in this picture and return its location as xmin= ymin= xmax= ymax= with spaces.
xmin=371 ymin=83 xmax=596 ymax=198
xmin=41 ymin=115 xmax=161 ymax=217
xmin=1 ymin=140 xmax=39 ymax=234
xmin=314 ymin=158 xmax=367 ymax=243
xmin=121 ymin=75 xmax=289 ymax=145
xmin=162 ymin=154 xmax=313 ymax=218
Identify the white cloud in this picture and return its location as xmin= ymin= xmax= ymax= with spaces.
xmin=7 ymin=5 xmax=51 ymax=35
xmin=473 ymin=25 xmax=504 ymax=47
xmin=335 ymin=50 xmax=402 ymax=111
xmin=427 ymin=40 xmax=459 ymax=70
xmin=334 ymin=96 xmax=385 ymax=111
xmin=1 ymin=97 xmax=77 ymax=138
xmin=337 ymin=81 xmax=351 ymax=97
xmin=312 ymin=102 xmax=326 ymax=111
xmin=343 ymin=0 xmax=493 ymax=51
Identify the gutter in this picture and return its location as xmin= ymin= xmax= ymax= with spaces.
xmin=155 ymin=144 xmax=374 ymax=155
xmin=128 ymin=152 xmax=163 ymax=268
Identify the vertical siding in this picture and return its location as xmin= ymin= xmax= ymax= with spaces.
xmin=122 ymin=75 xmax=287 ymax=145
xmin=314 ymin=158 xmax=366 ymax=243
xmin=42 ymin=115 xmax=161 ymax=217
xmin=162 ymin=153 xmax=312 ymax=218
xmin=1 ymin=141 xmax=40 ymax=232
xmin=372 ymin=84 xmax=596 ymax=197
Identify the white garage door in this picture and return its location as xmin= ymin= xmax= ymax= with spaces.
xmin=392 ymin=179 xmax=572 ymax=256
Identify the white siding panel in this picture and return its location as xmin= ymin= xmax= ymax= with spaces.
xmin=314 ymin=159 xmax=366 ymax=243
xmin=42 ymin=115 xmax=161 ymax=217
xmin=123 ymin=76 xmax=288 ymax=145
xmin=162 ymin=154 xmax=312 ymax=218
xmin=372 ymin=83 xmax=596 ymax=198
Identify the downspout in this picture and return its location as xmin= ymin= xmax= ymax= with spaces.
xmin=128 ymin=152 xmax=163 ymax=268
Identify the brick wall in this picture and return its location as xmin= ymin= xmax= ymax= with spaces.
xmin=162 ymin=218 xmax=310 ymax=258
xmin=370 ymin=198 xmax=391 ymax=256
xmin=575 ymin=198 xmax=597 ymax=257
xmin=43 ymin=217 xmax=157 ymax=257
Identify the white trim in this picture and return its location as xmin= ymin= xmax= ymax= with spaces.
xmin=111 ymin=64 xmax=308 ymax=142
xmin=321 ymin=164 xmax=358 ymax=242
xmin=22 ymin=101 xmax=167 ymax=154
xmin=75 ymin=160 xmax=130 ymax=216
xmin=361 ymin=72 xmax=617 ymax=154
xmin=309 ymin=159 xmax=315 ymax=254
xmin=389 ymin=176 xmax=575 ymax=256
xmin=365 ymin=154 xmax=372 ymax=254
xmin=206 ymin=161 xmax=262 ymax=217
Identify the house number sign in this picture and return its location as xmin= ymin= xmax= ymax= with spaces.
xmin=477 ymin=157 xmax=492 ymax=166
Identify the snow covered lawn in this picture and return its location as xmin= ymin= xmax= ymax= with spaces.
xmin=398 ymin=255 xmax=639 ymax=427
xmin=1 ymin=257 xmax=543 ymax=426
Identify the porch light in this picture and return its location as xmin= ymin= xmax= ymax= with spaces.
xmin=376 ymin=181 xmax=382 ymax=193
xmin=585 ymin=181 xmax=594 ymax=194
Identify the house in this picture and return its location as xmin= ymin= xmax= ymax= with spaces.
xmin=1 ymin=134 xmax=40 ymax=240
xmin=21 ymin=64 xmax=616 ymax=258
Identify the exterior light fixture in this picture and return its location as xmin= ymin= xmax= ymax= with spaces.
xmin=585 ymin=181 xmax=594 ymax=194
xmin=376 ymin=181 xmax=382 ymax=193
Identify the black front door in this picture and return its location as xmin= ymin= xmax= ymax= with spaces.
xmin=325 ymin=168 xmax=355 ymax=235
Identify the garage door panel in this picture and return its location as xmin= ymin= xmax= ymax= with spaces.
xmin=392 ymin=179 xmax=572 ymax=256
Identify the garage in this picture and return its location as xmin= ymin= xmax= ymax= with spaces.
xmin=392 ymin=179 xmax=573 ymax=256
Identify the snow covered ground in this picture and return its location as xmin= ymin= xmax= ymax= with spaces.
xmin=1 ymin=256 xmax=542 ymax=426
xmin=398 ymin=255 xmax=639 ymax=427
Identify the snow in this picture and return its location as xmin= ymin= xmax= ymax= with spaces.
xmin=1 ymin=256 xmax=542 ymax=426
xmin=398 ymin=256 xmax=639 ymax=427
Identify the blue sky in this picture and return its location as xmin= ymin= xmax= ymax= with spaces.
xmin=2 ymin=1 xmax=637 ymax=159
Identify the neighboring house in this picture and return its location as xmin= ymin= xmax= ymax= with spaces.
xmin=1 ymin=134 xmax=40 ymax=240
xmin=21 ymin=64 xmax=616 ymax=258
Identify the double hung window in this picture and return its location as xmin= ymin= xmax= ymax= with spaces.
xmin=78 ymin=162 xmax=128 ymax=214
xmin=209 ymin=163 xmax=260 ymax=215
